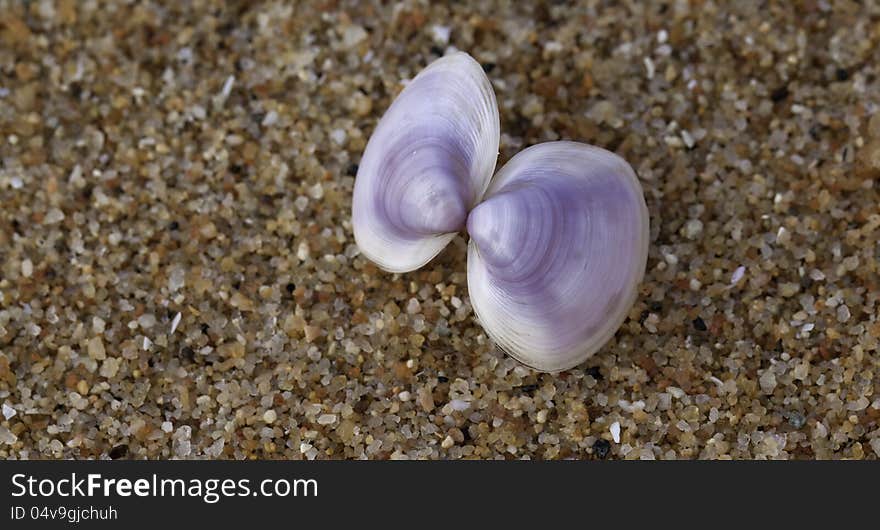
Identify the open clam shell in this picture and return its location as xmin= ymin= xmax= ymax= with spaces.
xmin=352 ymin=52 xmax=500 ymax=273
xmin=466 ymin=142 xmax=650 ymax=372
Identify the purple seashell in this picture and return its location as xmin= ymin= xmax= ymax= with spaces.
xmin=352 ymin=52 xmax=650 ymax=372
xmin=466 ymin=142 xmax=649 ymax=372
xmin=352 ymin=52 xmax=500 ymax=272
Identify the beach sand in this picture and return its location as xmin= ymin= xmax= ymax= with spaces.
xmin=1 ymin=1 xmax=879 ymax=459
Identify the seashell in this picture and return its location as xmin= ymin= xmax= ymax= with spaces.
xmin=352 ymin=52 xmax=649 ymax=373
xmin=352 ymin=52 xmax=500 ymax=273
xmin=466 ymin=142 xmax=649 ymax=372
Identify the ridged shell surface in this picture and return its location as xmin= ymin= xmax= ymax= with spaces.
xmin=466 ymin=142 xmax=650 ymax=372
xmin=353 ymin=52 xmax=500 ymax=272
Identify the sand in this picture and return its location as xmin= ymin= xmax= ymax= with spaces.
xmin=1 ymin=1 xmax=879 ymax=459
